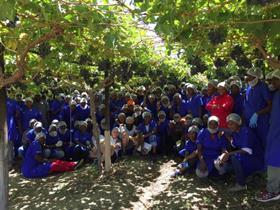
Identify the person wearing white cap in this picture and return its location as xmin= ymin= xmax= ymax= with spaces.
xmin=60 ymin=99 xmax=77 ymax=128
xmin=136 ymin=111 xmax=158 ymax=157
xmin=75 ymin=97 xmax=90 ymax=121
xmin=172 ymin=125 xmax=200 ymax=177
xmin=57 ymin=121 xmax=71 ymax=156
xmin=20 ymin=96 xmax=42 ymax=132
xmin=265 ymin=71 xmax=277 ymax=93
xmin=196 ymin=116 xmax=227 ymax=178
xmin=244 ymin=68 xmax=272 ymax=151
xmin=73 ymin=120 xmax=93 ymax=160
xmin=256 ymin=69 xmax=280 ymax=202
xmin=216 ymin=113 xmax=264 ymax=192
xmin=44 ymin=124 xmax=65 ymax=159
xmin=121 ymin=116 xmax=137 ymax=155
xmin=230 ymin=80 xmax=244 ymax=116
xmin=206 ymin=81 xmax=234 ymax=128
xmin=21 ymin=131 xmax=84 ymax=179
xmin=172 ymin=93 xmax=189 ymax=118
xmin=159 ymin=95 xmax=171 ymax=119
xmin=185 ymin=84 xmax=202 ymax=118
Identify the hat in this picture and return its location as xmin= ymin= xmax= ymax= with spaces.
xmin=226 ymin=113 xmax=242 ymax=126
xmin=192 ymin=117 xmax=203 ymax=126
xmin=208 ymin=116 xmax=219 ymax=125
xmin=247 ymin=68 xmax=262 ymax=78
xmin=48 ymin=124 xmax=57 ymax=132
xmin=74 ymin=121 xmax=82 ymax=127
xmin=127 ymin=99 xmax=135 ymax=106
xmin=208 ymin=80 xmax=219 ymax=88
xmin=81 ymin=92 xmax=88 ymax=98
xmin=188 ymin=125 xmax=200 ymax=133
xmin=187 ymin=84 xmax=197 ymax=92
xmin=272 ymin=69 xmax=280 ymax=80
xmin=29 ymin=119 xmax=37 ymax=128
xmin=118 ymin=112 xmax=126 ymax=119
xmin=51 ymin=119 xmax=59 ymax=125
xmin=126 ymin=116 xmax=134 ymax=124
xmin=34 ymin=122 xmax=43 ymax=129
xmin=173 ymin=113 xmax=181 ymax=119
xmin=58 ymin=121 xmax=67 ymax=128
xmin=142 ymin=111 xmax=152 ymax=119
xmin=35 ymin=132 xmax=46 ymax=140
xmin=230 ymin=80 xmax=242 ymax=89
xmin=80 ymin=121 xmax=88 ymax=127
xmin=217 ymin=81 xmax=229 ymax=91
xmin=70 ymin=100 xmax=77 ymax=106
xmin=157 ymin=111 xmax=166 ymax=118
xmin=25 ymin=97 xmax=33 ymax=103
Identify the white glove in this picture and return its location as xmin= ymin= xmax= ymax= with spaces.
xmin=55 ymin=140 xmax=63 ymax=147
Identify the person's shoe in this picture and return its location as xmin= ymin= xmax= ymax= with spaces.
xmin=74 ymin=159 xmax=84 ymax=170
xmin=255 ymin=191 xmax=280 ymax=202
xmin=228 ymin=183 xmax=247 ymax=192
xmin=170 ymin=169 xmax=182 ymax=177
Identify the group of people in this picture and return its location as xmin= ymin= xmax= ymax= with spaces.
xmin=6 ymin=67 xmax=280 ymax=202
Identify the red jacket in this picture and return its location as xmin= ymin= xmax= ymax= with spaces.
xmin=206 ymin=94 xmax=234 ymax=128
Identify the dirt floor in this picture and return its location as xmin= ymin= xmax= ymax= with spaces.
xmin=9 ymin=156 xmax=280 ymax=210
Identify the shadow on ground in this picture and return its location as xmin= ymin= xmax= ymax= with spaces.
xmin=9 ymin=156 xmax=280 ymax=210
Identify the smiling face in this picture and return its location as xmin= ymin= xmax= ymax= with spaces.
xmin=227 ymin=120 xmax=240 ymax=132
xmin=208 ymin=120 xmax=218 ymax=130
xmin=217 ymin=86 xmax=227 ymax=96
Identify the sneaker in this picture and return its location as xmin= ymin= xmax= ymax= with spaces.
xmin=255 ymin=191 xmax=280 ymax=202
xmin=74 ymin=159 xmax=84 ymax=170
xmin=228 ymin=183 xmax=247 ymax=192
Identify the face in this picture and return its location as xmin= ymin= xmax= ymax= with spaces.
xmin=80 ymin=125 xmax=87 ymax=132
xmin=208 ymin=120 xmax=218 ymax=129
xmin=207 ymin=84 xmax=216 ymax=96
xmin=173 ymin=115 xmax=181 ymax=122
xmin=246 ymin=74 xmax=255 ymax=82
xmin=187 ymin=88 xmax=194 ymax=96
xmin=158 ymin=115 xmax=166 ymax=121
xmin=230 ymin=85 xmax=240 ymax=95
xmin=148 ymin=96 xmax=156 ymax=103
xmin=35 ymin=127 xmax=42 ymax=133
xmin=26 ymin=101 xmax=33 ymax=108
xmin=112 ymin=129 xmax=119 ymax=138
xmin=227 ymin=120 xmax=239 ymax=132
xmin=272 ymin=77 xmax=280 ymax=90
xmin=217 ymin=86 xmax=227 ymax=96
xmin=173 ymin=96 xmax=181 ymax=104
xmin=38 ymin=137 xmax=46 ymax=144
xmin=118 ymin=115 xmax=126 ymax=123
xmin=187 ymin=132 xmax=197 ymax=141
xmin=144 ymin=115 xmax=151 ymax=124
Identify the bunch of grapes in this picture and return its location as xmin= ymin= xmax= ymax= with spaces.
xmin=235 ymin=56 xmax=252 ymax=69
xmin=208 ymin=29 xmax=227 ymax=45
xmin=214 ymin=58 xmax=228 ymax=68
xmin=188 ymin=56 xmax=207 ymax=75
xmin=79 ymin=54 xmax=92 ymax=65
xmin=247 ymin=0 xmax=272 ymax=5
xmin=230 ymin=45 xmax=244 ymax=60
xmin=98 ymin=59 xmax=112 ymax=72
xmin=39 ymin=42 xmax=51 ymax=58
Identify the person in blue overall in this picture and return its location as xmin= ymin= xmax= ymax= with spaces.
xmin=158 ymin=95 xmax=172 ymax=120
xmin=136 ymin=111 xmax=158 ymax=156
xmin=75 ymin=98 xmax=90 ymax=121
xmin=49 ymin=94 xmax=65 ymax=121
xmin=60 ymin=100 xmax=77 ymax=128
xmin=7 ymin=98 xmax=20 ymax=159
xmin=156 ymin=111 xmax=170 ymax=155
xmin=142 ymin=94 xmax=158 ymax=118
xmin=57 ymin=121 xmax=73 ymax=159
xmin=244 ymin=68 xmax=272 ymax=151
xmin=171 ymin=93 xmax=188 ymax=118
xmin=18 ymin=121 xmax=46 ymax=158
xmin=44 ymin=124 xmax=65 ymax=159
xmin=19 ymin=97 xmax=42 ymax=133
xmin=185 ymin=84 xmax=202 ymax=118
xmin=230 ymin=80 xmax=244 ymax=116
xmin=73 ymin=121 xmax=93 ymax=161
xmin=216 ymin=113 xmax=264 ymax=192
xmin=22 ymin=132 xmax=83 ymax=179
xmin=172 ymin=125 xmax=200 ymax=177
xmin=196 ymin=116 xmax=227 ymax=178
xmin=256 ymin=69 xmax=280 ymax=202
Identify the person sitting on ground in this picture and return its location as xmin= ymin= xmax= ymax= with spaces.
xmin=172 ymin=125 xmax=200 ymax=177
xmin=120 ymin=116 xmax=137 ymax=155
xmin=21 ymin=132 xmax=83 ymax=179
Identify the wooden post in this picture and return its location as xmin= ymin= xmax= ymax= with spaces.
xmin=104 ymin=69 xmax=111 ymax=172
xmin=0 ymin=43 xmax=9 ymax=210
xmin=89 ymin=90 xmax=102 ymax=173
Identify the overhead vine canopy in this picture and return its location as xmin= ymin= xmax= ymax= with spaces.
xmin=0 ymin=0 xmax=280 ymax=93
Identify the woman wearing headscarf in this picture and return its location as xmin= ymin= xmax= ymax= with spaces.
xmin=206 ymin=81 xmax=234 ymax=129
xmin=196 ymin=116 xmax=227 ymax=178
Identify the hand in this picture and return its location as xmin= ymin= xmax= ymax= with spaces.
xmin=249 ymin=113 xmax=258 ymax=128
xmin=220 ymin=153 xmax=230 ymax=164
xmin=218 ymin=131 xmax=224 ymax=138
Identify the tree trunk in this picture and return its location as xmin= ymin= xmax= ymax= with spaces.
xmin=0 ymin=43 xmax=9 ymax=210
xmin=89 ymin=90 xmax=102 ymax=173
xmin=104 ymin=70 xmax=111 ymax=172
